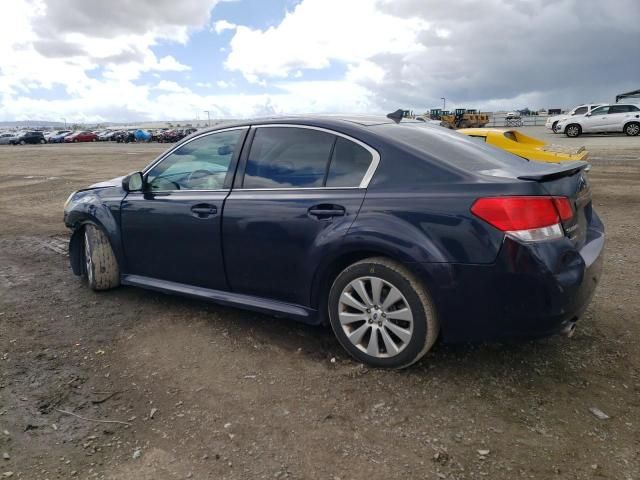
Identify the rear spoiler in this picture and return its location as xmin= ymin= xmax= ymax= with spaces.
xmin=517 ymin=161 xmax=589 ymax=182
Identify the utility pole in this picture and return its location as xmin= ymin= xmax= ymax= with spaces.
xmin=441 ymin=97 xmax=446 ymax=111
xmin=62 ymin=117 xmax=67 ymax=128
xmin=203 ymin=110 xmax=211 ymax=127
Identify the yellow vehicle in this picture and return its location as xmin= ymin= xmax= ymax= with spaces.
xmin=458 ymin=128 xmax=588 ymax=163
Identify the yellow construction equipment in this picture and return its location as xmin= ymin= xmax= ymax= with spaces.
xmin=439 ymin=109 xmax=490 ymax=129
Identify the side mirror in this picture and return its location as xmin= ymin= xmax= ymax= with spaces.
xmin=122 ymin=171 xmax=144 ymax=192
xmin=585 ymin=113 xmax=592 ymax=117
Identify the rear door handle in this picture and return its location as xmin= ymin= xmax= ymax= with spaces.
xmin=308 ymin=204 xmax=346 ymax=220
xmin=191 ymin=204 xmax=217 ymax=218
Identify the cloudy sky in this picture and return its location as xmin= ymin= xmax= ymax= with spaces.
xmin=1 ymin=0 xmax=638 ymax=122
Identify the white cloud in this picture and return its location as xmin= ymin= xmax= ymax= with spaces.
xmin=213 ymin=19 xmax=237 ymax=34
xmin=224 ymin=0 xmax=428 ymax=83
xmin=216 ymin=80 xmax=233 ymax=88
xmin=154 ymin=80 xmax=191 ymax=93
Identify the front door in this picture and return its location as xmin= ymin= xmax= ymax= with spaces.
xmin=120 ymin=127 xmax=247 ymax=290
xmin=581 ymin=106 xmax=610 ymax=133
xmin=223 ymin=125 xmax=377 ymax=306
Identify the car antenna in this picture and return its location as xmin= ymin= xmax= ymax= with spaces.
xmin=386 ymin=109 xmax=404 ymax=123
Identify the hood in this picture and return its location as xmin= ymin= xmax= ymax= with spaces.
xmin=82 ymin=175 xmax=125 ymax=191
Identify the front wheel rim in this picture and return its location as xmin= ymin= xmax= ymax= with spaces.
xmin=568 ymin=126 xmax=578 ymax=136
xmin=338 ymin=276 xmax=414 ymax=358
xmin=84 ymin=232 xmax=93 ymax=284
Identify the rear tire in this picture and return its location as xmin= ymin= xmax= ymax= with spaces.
xmin=83 ymin=225 xmax=120 ymax=291
xmin=565 ymin=124 xmax=581 ymax=137
xmin=624 ymin=122 xmax=640 ymax=136
xmin=328 ymin=257 xmax=439 ymax=369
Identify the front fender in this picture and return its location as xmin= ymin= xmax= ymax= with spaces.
xmin=64 ymin=187 xmax=125 ymax=270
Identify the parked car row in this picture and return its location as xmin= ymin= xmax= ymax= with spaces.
xmin=546 ymin=103 xmax=640 ymax=137
xmin=0 ymin=127 xmax=203 ymax=145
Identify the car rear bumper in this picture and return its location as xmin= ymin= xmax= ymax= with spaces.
xmin=408 ymin=215 xmax=605 ymax=343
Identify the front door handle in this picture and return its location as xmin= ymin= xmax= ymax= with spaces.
xmin=191 ymin=204 xmax=218 ymax=218
xmin=308 ymin=204 xmax=346 ymax=220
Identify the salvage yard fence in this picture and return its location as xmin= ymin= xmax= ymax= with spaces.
xmin=485 ymin=114 xmax=550 ymax=127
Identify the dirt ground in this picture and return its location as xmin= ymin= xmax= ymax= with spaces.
xmin=1 ymin=127 xmax=639 ymax=480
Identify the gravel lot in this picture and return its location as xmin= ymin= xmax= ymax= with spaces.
xmin=1 ymin=126 xmax=639 ymax=479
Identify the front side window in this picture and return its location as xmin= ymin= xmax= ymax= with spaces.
xmin=573 ymin=107 xmax=588 ymax=115
xmin=243 ymin=127 xmax=335 ymax=188
xmin=590 ymin=106 xmax=610 ymax=116
xmin=146 ymin=129 xmax=244 ymax=191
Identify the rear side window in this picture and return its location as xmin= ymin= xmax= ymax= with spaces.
xmin=629 ymin=105 xmax=640 ymax=112
xmin=609 ymin=105 xmax=634 ymax=113
xmin=326 ymin=137 xmax=372 ymax=187
xmin=243 ymin=127 xmax=335 ymax=188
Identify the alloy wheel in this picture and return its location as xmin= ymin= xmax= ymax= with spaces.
xmin=567 ymin=125 xmax=579 ymax=137
xmin=84 ymin=231 xmax=93 ymax=285
xmin=626 ymin=123 xmax=639 ymax=136
xmin=338 ymin=276 xmax=414 ymax=358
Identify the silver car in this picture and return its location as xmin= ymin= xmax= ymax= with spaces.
xmin=0 ymin=133 xmax=16 ymax=145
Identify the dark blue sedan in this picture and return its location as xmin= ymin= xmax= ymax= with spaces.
xmin=63 ymin=116 xmax=604 ymax=368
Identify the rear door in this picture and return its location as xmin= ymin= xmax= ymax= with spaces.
xmin=120 ymin=127 xmax=247 ymax=290
xmin=222 ymin=125 xmax=378 ymax=306
xmin=608 ymin=104 xmax=639 ymax=131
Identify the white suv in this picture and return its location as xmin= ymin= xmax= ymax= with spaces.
xmin=545 ymin=104 xmax=601 ymax=133
xmin=556 ymin=104 xmax=640 ymax=137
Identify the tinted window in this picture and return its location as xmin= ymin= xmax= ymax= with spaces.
xmin=146 ymin=129 xmax=244 ymax=191
xmin=573 ymin=107 xmax=588 ymax=115
xmin=609 ymin=105 xmax=631 ymax=114
xmin=629 ymin=105 xmax=640 ymax=112
xmin=326 ymin=137 xmax=372 ymax=187
xmin=243 ymin=127 xmax=335 ymax=188
xmin=590 ymin=106 xmax=610 ymax=115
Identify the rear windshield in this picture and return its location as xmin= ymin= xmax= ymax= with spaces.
xmin=371 ymin=123 xmax=564 ymax=178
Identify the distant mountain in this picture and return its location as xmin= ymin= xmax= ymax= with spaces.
xmin=0 ymin=120 xmax=67 ymax=128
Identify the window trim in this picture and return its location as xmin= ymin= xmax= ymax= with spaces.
xmin=237 ymin=124 xmax=380 ymax=191
xmin=141 ymin=126 xmax=249 ymax=193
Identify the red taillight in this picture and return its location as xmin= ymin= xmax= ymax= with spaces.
xmin=552 ymin=196 xmax=574 ymax=222
xmin=471 ymin=196 xmax=573 ymax=232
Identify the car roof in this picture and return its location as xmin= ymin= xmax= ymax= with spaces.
xmin=190 ymin=115 xmax=424 ymax=137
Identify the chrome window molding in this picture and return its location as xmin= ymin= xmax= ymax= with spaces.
xmin=139 ymin=123 xmax=381 ymax=194
xmin=249 ymin=124 xmax=380 ymax=189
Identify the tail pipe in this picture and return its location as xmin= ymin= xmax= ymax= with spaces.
xmin=562 ymin=321 xmax=577 ymax=338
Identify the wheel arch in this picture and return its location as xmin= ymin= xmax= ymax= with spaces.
xmin=310 ymin=244 xmax=441 ymax=326
xmin=565 ymin=123 xmax=582 ymax=135
xmin=623 ymin=120 xmax=640 ymax=134
xmin=66 ymin=196 xmax=125 ymax=275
